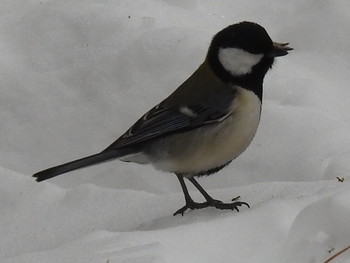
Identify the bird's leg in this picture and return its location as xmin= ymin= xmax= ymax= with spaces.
xmin=188 ymin=177 xmax=250 ymax=212
xmin=173 ymin=175 xmax=250 ymax=216
xmin=188 ymin=177 xmax=219 ymax=203
xmin=173 ymin=174 xmax=210 ymax=216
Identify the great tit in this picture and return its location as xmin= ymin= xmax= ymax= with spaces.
xmin=33 ymin=21 xmax=292 ymax=216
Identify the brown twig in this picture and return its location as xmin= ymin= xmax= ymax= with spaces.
xmin=323 ymin=245 xmax=350 ymax=263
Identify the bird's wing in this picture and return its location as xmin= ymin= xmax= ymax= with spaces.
xmin=104 ymin=103 xmax=232 ymax=150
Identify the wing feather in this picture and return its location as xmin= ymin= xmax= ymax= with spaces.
xmin=104 ymin=104 xmax=230 ymax=150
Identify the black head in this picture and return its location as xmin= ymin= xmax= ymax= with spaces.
xmin=211 ymin=22 xmax=273 ymax=55
xmin=207 ymin=22 xmax=292 ymax=87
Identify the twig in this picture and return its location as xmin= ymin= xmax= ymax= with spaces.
xmin=323 ymin=245 xmax=350 ymax=263
xmin=336 ymin=177 xmax=345 ymax=182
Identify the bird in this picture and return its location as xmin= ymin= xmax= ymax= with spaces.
xmin=33 ymin=21 xmax=292 ymax=216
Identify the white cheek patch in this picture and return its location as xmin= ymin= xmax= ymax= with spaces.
xmin=218 ymin=47 xmax=263 ymax=76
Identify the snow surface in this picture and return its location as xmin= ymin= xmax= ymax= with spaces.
xmin=1 ymin=0 xmax=350 ymax=262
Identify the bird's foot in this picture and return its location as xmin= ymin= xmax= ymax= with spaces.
xmin=173 ymin=197 xmax=250 ymax=216
xmin=210 ymin=197 xmax=250 ymax=212
xmin=173 ymin=200 xmax=210 ymax=216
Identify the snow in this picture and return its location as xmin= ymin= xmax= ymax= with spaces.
xmin=1 ymin=0 xmax=350 ymax=262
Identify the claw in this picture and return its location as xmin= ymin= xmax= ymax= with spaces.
xmin=173 ymin=200 xmax=209 ymax=216
xmin=173 ymin=206 xmax=187 ymax=216
xmin=173 ymin=198 xmax=250 ymax=216
xmin=231 ymin=195 xmax=241 ymax=201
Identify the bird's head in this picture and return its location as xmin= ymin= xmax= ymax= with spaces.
xmin=207 ymin=21 xmax=292 ymax=83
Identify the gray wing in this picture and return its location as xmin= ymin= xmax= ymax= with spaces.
xmin=104 ymin=103 xmax=232 ymax=150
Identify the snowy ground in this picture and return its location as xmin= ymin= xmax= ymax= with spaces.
xmin=1 ymin=0 xmax=350 ymax=262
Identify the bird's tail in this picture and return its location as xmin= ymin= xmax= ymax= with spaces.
xmin=33 ymin=148 xmax=134 ymax=182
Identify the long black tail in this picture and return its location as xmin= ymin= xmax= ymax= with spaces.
xmin=33 ymin=148 xmax=133 ymax=182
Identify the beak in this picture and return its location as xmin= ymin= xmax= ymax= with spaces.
xmin=269 ymin=42 xmax=293 ymax=57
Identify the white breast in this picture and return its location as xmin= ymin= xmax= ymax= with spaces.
xmin=152 ymin=87 xmax=262 ymax=176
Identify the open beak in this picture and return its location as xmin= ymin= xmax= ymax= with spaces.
xmin=269 ymin=42 xmax=293 ymax=57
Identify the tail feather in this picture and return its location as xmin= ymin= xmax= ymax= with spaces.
xmin=33 ymin=148 xmax=132 ymax=182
